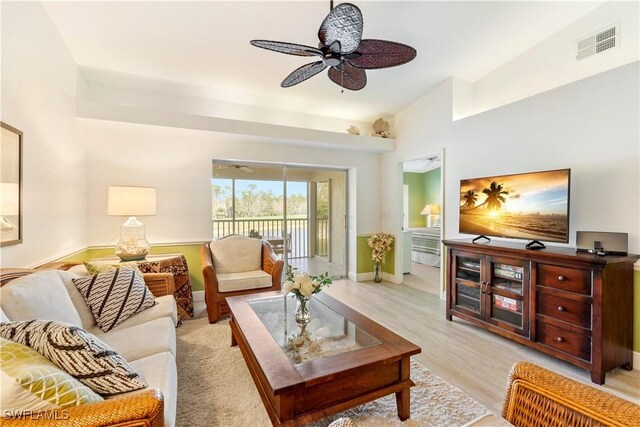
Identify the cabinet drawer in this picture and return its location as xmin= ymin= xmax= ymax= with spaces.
xmin=537 ymin=293 xmax=591 ymax=328
xmin=536 ymin=320 xmax=591 ymax=361
xmin=537 ymin=264 xmax=591 ymax=295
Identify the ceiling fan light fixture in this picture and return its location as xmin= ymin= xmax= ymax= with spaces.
xmin=250 ymin=2 xmax=416 ymax=91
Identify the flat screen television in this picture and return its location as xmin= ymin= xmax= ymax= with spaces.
xmin=459 ymin=169 xmax=570 ymax=243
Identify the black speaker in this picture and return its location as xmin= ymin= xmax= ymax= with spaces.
xmin=576 ymin=231 xmax=628 ymax=256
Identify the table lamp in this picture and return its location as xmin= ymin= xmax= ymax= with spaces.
xmin=108 ymin=186 xmax=156 ymax=261
xmin=0 ymin=182 xmax=19 ymax=231
xmin=420 ymin=203 xmax=441 ymax=228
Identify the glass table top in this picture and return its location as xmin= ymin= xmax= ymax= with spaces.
xmin=248 ymin=295 xmax=381 ymax=365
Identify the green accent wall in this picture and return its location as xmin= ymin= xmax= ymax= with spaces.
xmin=60 ymin=244 xmax=205 ymax=291
xmin=423 ymin=168 xmax=441 ymax=209
xmin=403 ymin=173 xmax=426 ymax=227
xmin=356 ymin=235 xmax=395 ymax=275
xmin=403 ymin=168 xmax=441 ymax=228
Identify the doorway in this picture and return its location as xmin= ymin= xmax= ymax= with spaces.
xmin=400 ymin=153 xmax=444 ymax=297
xmin=211 ymin=161 xmax=348 ymax=279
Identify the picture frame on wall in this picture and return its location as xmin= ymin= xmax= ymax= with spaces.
xmin=1 ymin=122 xmax=23 ymax=246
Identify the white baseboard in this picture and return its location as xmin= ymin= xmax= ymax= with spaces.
xmin=192 ymin=290 xmax=204 ymax=302
xmin=634 ymin=351 xmax=640 ymax=371
xmin=355 ymin=272 xmax=373 ymax=281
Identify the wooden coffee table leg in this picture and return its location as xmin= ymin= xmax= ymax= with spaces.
xmin=395 ymin=388 xmax=410 ymax=421
xmin=396 ymin=356 xmax=411 ymax=420
xmin=229 ymin=318 xmax=238 ymax=347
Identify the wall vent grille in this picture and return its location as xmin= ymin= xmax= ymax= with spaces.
xmin=577 ymin=24 xmax=619 ymax=61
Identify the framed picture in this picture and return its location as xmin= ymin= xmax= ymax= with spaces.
xmin=1 ymin=122 xmax=23 ymax=246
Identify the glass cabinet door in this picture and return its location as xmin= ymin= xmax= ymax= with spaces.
xmin=452 ymin=253 xmax=482 ymax=314
xmin=486 ymin=257 xmax=528 ymax=335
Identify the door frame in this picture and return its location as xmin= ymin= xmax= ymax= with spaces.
xmin=397 ymin=148 xmax=446 ymax=299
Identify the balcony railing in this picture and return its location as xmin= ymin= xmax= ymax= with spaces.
xmin=212 ymin=218 xmax=312 ymax=259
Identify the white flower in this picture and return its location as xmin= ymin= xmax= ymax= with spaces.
xmin=300 ymin=280 xmax=315 ymax=297
xmin=283 ymin=280 xmax=295 ymax=293
xmin=293 ymin=273 xmax=308 ymax=289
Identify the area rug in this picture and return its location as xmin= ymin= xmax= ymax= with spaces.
xmin=176 ymin=318 xmax=491 ymax=426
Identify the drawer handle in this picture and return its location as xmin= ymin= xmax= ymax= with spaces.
xmin=557 ymin=275 xmax=566 ymax=281
xmin=557 ymin=306 xmax=566 ymax=312
xmin=556 ymin=337 xmax=565 ymax=343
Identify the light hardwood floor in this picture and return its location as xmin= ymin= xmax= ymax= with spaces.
xmin=193 ymin=278 xmax=639 ymax=415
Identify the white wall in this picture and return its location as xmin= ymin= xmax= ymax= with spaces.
xmin=385 ymin=62 xmax=639 ymax=283
xmin=0 ymin=2 xmax=86 ymax=267
xmin=79 ymin=119 xmax=381 ymax=278
xmin=473 ymin=1 xmax=639 ymax=115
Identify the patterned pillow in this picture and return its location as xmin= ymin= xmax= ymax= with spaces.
xmin=0 ymin=320 xmax=146 ymax=396
xmin=83 ymin=261 xmax=143 ymax=276
xmin=0 ymin=337 xmax=103 ymax=411
xmin=72 ymin=266 xmax=156 ymax=332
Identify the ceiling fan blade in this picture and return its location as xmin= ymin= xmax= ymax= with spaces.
xmin=281 ymin=61 xmax=328 ymax=88
xmin=348 ymin=39 xmax=417 ymax=69
xmin=250 ymin=40 xmax=322 ymax=57
xmin=318 ymin=3 xmax=363 ymax=54
xmin=327 ymin=62 xmax=367 ymax=91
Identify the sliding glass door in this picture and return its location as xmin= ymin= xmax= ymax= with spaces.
xmin=212 ymin=161 xmax=347 ymax=279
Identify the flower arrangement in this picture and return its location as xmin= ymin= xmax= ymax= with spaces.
xmin=283 ymin=265 xmax=332 ymax=298
xmin=367 ymin=232 xmax=394 ymax=263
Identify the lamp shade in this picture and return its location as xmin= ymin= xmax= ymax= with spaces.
xmin=420 ymin=204 xmax=441 ymax=215
xmin=107 ymin=186 xmax=156 ymax=216
xmin=0 ymin=183 xmax=19 ymax=216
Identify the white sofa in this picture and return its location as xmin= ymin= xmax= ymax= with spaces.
xmin=0 ymin=267 xmax=179 ymax=427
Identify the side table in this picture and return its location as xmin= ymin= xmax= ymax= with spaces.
xmin=90 ymin=253 xmax=194 ymax=320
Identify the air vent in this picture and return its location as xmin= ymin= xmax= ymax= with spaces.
xmin=577 ymin=24 xmax=619 ymax=61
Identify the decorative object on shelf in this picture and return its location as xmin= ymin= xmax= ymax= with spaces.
xmin=369 ymin=117 xmax=391 ymax=138
xmin=420 ymin=203 xmax=441 ymax=228
xmin=283 ymin=265 xmax=332 ymax=326
xmin=346 ymin=125 xmax=360 ymax=135
xmin=107 ymin=186 xmax=157 ymax=261
xmin=250 ymin=2 xmax=416 ymax=91
xmin=367 ymin=232 xmax=394 ymax=283
xmin=1 ymin=122 xmax=23 ymax=247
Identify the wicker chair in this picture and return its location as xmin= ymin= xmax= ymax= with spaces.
xmin=201 ymin=235 xmax=283 ymax=323
xmin=503 ymin=361 xmax=640 ymax=427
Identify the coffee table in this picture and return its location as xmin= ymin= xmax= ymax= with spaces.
xmin=227 ymin=290 xmax=421 ymax=426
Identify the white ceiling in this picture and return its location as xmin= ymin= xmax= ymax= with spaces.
xmin=43 ymin=1 xmax=603 ymax=123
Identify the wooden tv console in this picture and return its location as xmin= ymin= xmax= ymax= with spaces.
xmin=443 ymin=238 xmax=639 ymax=384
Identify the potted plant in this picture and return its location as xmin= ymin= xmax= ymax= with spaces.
xmin=367 ymin=232 xmax=394 ymax=283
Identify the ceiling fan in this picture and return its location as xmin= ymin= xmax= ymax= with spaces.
xmin=217 ymin=164 xmax=253 ymax=173
xmin=250 ymin=2 xmax=417 ymax=91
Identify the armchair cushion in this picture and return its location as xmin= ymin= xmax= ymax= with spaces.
xmin=209 ymin=235 xmax=262 ymax=274
xmin=217 ymin=270 xmax=273 ymax=293
xmin=0 ymin=270 xmax=83 ymax=327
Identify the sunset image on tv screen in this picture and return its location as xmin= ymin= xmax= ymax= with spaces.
xmin=459 ymin=169 xmax=570 ymax=243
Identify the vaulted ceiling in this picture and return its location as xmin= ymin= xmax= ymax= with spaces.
xmin=43 ymin=1 xmax=603 ymax=123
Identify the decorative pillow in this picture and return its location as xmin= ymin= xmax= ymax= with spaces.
xmin=83 ymin=261 xmax=143 ymax=276
xmin=72 ymin=266 xmax=156 ymax=332
xmin=0 ymin=270 xmax=83 ymax=327
xmin=55 ymin=271 xmax=97 ymax=330
xmin=0 ymin=320 xmax=146 ymax=396
xmin=0 ymin=337 xmax=103 ymax=412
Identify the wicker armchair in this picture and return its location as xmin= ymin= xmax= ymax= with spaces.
xmin=201 ymin=236 xmax=283 ymax=323
xmin=503 ymin=361 xmax=640 ymax=427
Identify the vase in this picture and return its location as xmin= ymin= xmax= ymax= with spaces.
xmin=295 ymin=296 xmax=312 ymax=326
xmin=373 ymin=262 xmax=382 ymax=283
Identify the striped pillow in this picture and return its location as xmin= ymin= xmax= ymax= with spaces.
xmin=72 ymin=266 xmax=156 ymax=332
xmin=0 ymin=321 xmax=146 ymax=395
